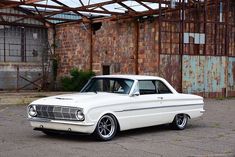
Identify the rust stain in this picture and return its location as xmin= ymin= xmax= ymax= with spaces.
xmin=182 ymin=55 xmax=226 ymax=95
xmin=233 ymin=62 xmax=235 ymax=82
xmin=159 ymin=55 xmax=181 ymax=92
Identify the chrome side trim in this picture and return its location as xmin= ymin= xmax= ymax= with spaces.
xmin=114 ymin=103 xmax=204 ymax=112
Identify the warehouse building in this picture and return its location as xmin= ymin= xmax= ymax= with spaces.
xmin=0 ymin=0 xmax=234 ymax=98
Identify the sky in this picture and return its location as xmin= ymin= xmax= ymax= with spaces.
xmin=35 ymin=0 xmax=159 ymax=13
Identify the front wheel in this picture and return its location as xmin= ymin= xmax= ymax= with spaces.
xmin=171 ymin=114 xmax=188 ymax=130
xmin=94 ymin=114 xmax=118 ymax=141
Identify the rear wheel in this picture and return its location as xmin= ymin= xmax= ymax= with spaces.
xmin=171 ymin=114 xmax=188 ymax=130
xmin=94 ymin=114 xmax=118 ymax=141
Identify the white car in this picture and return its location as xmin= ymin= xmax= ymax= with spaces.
xmin=28 ymin=75 xmax=204 ymax=141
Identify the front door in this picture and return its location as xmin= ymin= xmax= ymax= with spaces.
xmin=120 ymin=80 xmax=174 ymax=130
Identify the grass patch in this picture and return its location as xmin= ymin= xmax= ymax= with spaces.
xmin=216 ymin=96 xmax=225 ymax=100
xmin=32 ymin=94 xmax=47 ymax=98
xmin=16 ymin=98 xmax=32 ymax=106
xmin=174 ymin=139 xmax=182 ymax=142
xmin=217 ymin=134 xmax=225 ymax=138
xmin=224 ymin=151 xmax=233 ymax=154
xmin=211 ymin=122 xmax=221 ymax=128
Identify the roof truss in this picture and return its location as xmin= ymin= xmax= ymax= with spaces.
xmin=0 ymin=0 xmax=211 ymax=26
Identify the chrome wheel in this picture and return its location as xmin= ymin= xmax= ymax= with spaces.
xmin=94 ymin=114 xmax=117 ymax=141
xmin=171 ymin=114 xmax=188 ymax=130
xmin=176 ymin=114 xmax=187 ymax=128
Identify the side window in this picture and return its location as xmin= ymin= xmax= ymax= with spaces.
xmin=139 ymin=80 xmax=157 ymax=95
xmin=112 ymin=79 xmax=133 ymax=94
xmin=156 ymin=81 xmax=172 ymax=94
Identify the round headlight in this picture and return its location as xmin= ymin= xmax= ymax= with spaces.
xmin=75 ymin=110 xmax=85 ymax=121
xmin=28 ymin=105 xmax=37 ymax=117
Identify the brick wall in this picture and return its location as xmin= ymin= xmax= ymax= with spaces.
xmin=138 ymin=20 xmax=159 ymax=75
xmin=51 ymin=3 xmax=235 ymax=96
xmin=52 ymin=19 xmax=181 ymax=91
xmin=92 ymin=19 xmax=136 ymax=75
xmin=55 ymin=23 xmax=91 ymax=77
xmin=54 ymin=19 xmax=161 ymax=76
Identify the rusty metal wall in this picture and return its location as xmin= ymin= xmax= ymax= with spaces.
xmin=158 ymin=55 xmax=235 ymax=97
xmin=228 ymin=57 xmax=235 ymax=96
xmin=0 ymin=8 xmax=44 ymax=26
xmin=0 ymin=63 xmax=43 ymax=90
xmin=159 ymin=54 xmax=182 ymax=92
xmin=182 ymin=55 xmax=227 ymax=97
xmin=0 ymin=25 xmax=49 ymax=90
xmin=0 ymin=25 xmax=48 ymax=62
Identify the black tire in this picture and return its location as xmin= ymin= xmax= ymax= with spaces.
xmin=94 ymin=114 xmax=118 ymax=141
xmin=171 ymin=114 xmax=188 ymax=130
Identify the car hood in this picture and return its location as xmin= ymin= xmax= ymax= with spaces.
xmin=30 ymin=92 xmax=129 ymax=108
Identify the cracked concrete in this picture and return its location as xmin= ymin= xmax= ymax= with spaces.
xmin=0 ymin=94 xmax=235 ymax=157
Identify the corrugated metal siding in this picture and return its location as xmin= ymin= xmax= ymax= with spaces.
xmin=182 ymin=55 xmax=227 ymax=96
xmin=0 ymin=63 xmax=42 ymax=90
xmin=228 ymin=57 xmax=235 ymax=96
xmin=228 ymin=57 xmax=235 ymax=86
xmin=0 ymin=8 xmax=44 ymax=26
xmin=0 ymin=26 xmax=47 ymax=62
xmin=159 ymin=54 xmax=181 ymax=92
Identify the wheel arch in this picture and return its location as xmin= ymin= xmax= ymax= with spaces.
xmin=96 ymin=111 xmax=121 ymax=132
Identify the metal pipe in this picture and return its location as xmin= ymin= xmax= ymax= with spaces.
xmin=203 ymin=0 xmax=207 ymax=55
xmin=158 ymin=0 xmax=162 ymax=59
xmin=90 ymin=23 xmax=93 ymax=71
xmin=225 ymin=0 xmax=229 ymax=56
xmin=214 ymin=0 xmax=218 ymax=55
xmin=180 ymin=0 xmax=185 ymax=93
xmin=135 ymin=20 xmax=139 ymax=75
xmin=153 ymin=17 xmax=159 ymax=73
xmin=225 ymin=0 xmax=230 ymax=98
xmin=16 ymin=65 xmax=19 ymax=92
xmin=3 ymin=25 xmax=6 ymax=62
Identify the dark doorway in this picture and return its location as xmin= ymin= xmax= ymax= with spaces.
xmin=102 ymin=65 xmax=110 ymax=75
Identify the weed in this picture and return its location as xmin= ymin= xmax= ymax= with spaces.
xmin=211 ymin=122 xmax=221 ymax=128
xmin=16 ymin=98 xmax=32 ymax=106
xmin=33 ymin=94 xmax=47 ymax=98
xmin=217 ymin=134 xmax=224 ymax=138
xmin=216 ymin=96 xmax=225 ymax=100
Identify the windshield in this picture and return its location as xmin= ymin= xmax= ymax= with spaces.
xmin=81 ymin=78 xmax=134 ymax=94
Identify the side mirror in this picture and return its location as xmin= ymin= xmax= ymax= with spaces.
xmin=130 ymin=91 xmax=140 ymax=97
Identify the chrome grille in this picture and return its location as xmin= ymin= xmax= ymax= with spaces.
xmin=35 ymin=105 xmax=78 ymax=121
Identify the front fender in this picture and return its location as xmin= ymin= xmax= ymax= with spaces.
xmin=86 ymin=108 xmax=120 ymax=129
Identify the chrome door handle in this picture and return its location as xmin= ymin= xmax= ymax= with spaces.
xmin=157 ymin=97 xmax=163 ymax=100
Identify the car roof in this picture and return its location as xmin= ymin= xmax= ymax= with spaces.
xmin=94 ymin=75 xmax=164 ymax=80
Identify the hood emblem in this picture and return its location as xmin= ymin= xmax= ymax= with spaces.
xmin=55 ymin=97 xmax=73 ymax=100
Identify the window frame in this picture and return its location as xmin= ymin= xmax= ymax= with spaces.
xmin=138 ymin=79 xmax=173 ymax=95
xmin=81 ymin=77 xmax=134 ymax=95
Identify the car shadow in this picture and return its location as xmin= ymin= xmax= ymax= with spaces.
xmin=37 ymin=124 xmax=174 ymax=142
xmin=117 ymin=124 xmax=172 ymax=137
xmin=38 ymin=131 xmax=95 ymax=142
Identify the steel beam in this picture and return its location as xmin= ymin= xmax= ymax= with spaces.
xmin=0 ymin=12 xmax=79 ymax=22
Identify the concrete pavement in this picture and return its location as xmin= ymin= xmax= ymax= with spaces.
xmin=0 ymin=92 xmax=235 ymax=157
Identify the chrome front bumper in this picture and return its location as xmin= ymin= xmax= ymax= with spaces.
xmin=29 ymin=118 xmax=96 ymax=134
